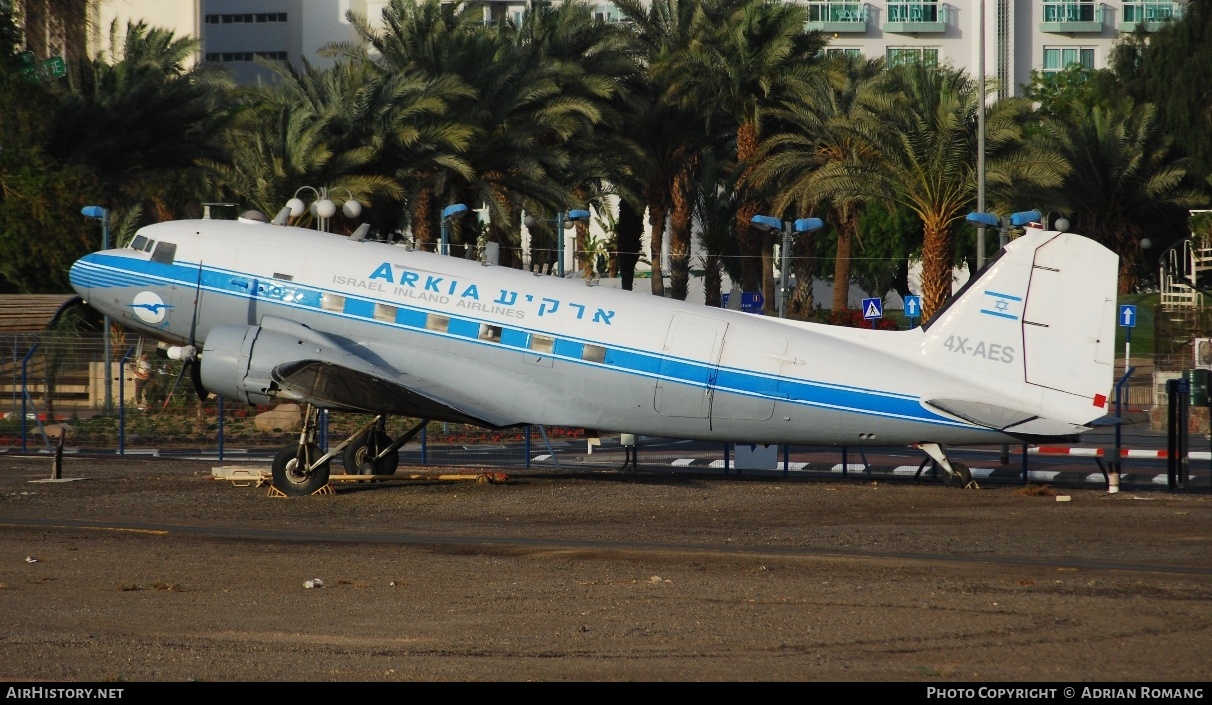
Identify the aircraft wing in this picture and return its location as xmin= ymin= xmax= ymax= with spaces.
xmin=270 ymin=359 xmax=515 ymax=428
xmin=200 ymin=316 xmax=518 ymax=428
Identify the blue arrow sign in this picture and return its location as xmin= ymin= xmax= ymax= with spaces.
xmin=862 ymin=297 xmax=883 ymax=320
xmin=903 ymin=295 xmax=921 ymax=319
xmin=1119 ymin=304 xmax=1137 ymax=328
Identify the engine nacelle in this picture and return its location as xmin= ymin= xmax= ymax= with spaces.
xmin=199 ymin=324 xmax=295 ymax=405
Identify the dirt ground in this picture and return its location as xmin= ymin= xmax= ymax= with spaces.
xmin=0 ymin=455 xmax=1209 ymax=683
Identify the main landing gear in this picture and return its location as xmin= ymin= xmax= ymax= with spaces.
xmin=917 ymin=442 xmax=976 ymax=489
xmin=270 ymin=404 xmax=429 ymax=496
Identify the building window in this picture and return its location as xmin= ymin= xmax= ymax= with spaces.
xmin=1042 ymin=2 xmax=1096 ymax=23
xmin=887 ymin=1 xmax=940 ymax=22
xmin=886 ymin=47 xmax=939 ymax=67
xmin=825 ymin=47 xmax=862 ymax=59
xmin=212 ymin=13 xmax=287 ymax=24
xmin=1042 ymin=47 xmax=1094 ymax=73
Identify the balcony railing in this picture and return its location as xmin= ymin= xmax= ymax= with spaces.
xmin=1040 ymin=2 xmax=1104 ymax=33
xmin=884 ymin=2 xmax=948 ymax=33
xmin=805 ymin=2 xmax=868 ymax=32
xmin=1119 ymin=1 xmax=1183 ymax=31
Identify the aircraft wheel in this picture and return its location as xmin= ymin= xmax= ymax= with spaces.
xmin=343 ymin=429 xmax=399 ymax=476
xmin=945 ymin=461 xmax=972 ymax=489
xmin=272 ymin=444 xmax=331 ymax=496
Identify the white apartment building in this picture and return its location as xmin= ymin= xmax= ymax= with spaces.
xmin=69 ymin=1 xmax=1184 ymax=92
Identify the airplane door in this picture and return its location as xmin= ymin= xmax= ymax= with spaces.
xmin=712 ymin=325 xmax=789 ymax=421
xmin=654 ymin=314 xmax=727 ymax=418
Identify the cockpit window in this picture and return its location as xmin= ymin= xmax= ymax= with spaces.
xmin=150 ymin=241 xmax=177 ymax=264
xmin=130 ymin=235 xmax=148 ymax=251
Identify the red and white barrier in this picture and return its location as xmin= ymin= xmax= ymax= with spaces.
xmin=1030 ymin=446 xmax=1212 ymax=461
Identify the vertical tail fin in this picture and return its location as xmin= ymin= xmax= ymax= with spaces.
xmin=922 ymin=229 xmax=1118 ymax=433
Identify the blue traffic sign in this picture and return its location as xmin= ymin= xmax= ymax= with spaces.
xmin=903 ymin=295 xmax=922 ymax=319
xmin=1119 ymin=304 xmax=1137 ymax=328
xmin=722 ymin=291 xmax=765 ymax=314
xmin=862 ymin=297 xmax=883 ymax=320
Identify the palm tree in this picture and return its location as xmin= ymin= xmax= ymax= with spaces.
xmin=659 ymin=0 xmax=825 ymax=312
xmin=199 ymin=58 xmax=402 ymax=227
xmin=1033 ymin=100 xmax=1207 ymax=293
xmin=49 ymin=20 xmax=233 ymax=218
xmin=837 ymin=62 xmax=1063 ymax=321
xmin=616 ymin=0 xmax=703 ymax=297
xmin=694 ymin=151 xmax=740 ymax=307
xmin=754 ymin=55 xmax=883 ymax=313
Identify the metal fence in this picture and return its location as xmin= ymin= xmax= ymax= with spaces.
xmin=2 ymin=332 xmax=1206 ymax=491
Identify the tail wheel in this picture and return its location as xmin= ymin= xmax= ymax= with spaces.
xmin=342 ymin=428 xmax=399 ymax=476
xmin=272 ymin=443 xmax=331 ymax=496
xmin=945 ymin=462 xmax=973 ymax=489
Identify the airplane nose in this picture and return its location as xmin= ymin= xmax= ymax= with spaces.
xmin=68 ymin=252 xmax=98 ymax=301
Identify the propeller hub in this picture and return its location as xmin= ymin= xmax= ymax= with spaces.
xmin=166 ymin=345 xmax=198 ymax=362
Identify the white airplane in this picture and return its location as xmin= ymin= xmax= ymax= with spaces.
xmin=68 ymin=214 xmax=1118 ymax=495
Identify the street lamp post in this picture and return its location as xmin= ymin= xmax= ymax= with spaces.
xmin=81 ymin=206 xmax=112 ymax=413
xmin=977 ymin=0 xmax=987 ymax=270
xmin=750 ymin=214 xmax=825 ymax=318
xmin=440 ymin=203 xmax=469 ymax=256
xmin=285 ymin=186 xmax=361 ymax=232
xmin=525 ymin=209 xmax=590 ymax=277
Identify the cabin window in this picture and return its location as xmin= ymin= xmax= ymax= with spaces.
xmin=479 ymin=324 xmax=502 ymax=342
xmin=528 ymin=333 xmax=555 ymax=354
xmin=150 ymin=241 xmax=177 ymax=264
xmin=373 ymin=303 xmax=396 ymax=322
xmin=130 ymin=235 xmax=148 ymax=251
xmin=582 ymin=344 xmax=606 ymax=363
xmin=321 ymin=293 xmax=345 ymax=312
xmin=425 ymin=314 xmax=450 ymax=332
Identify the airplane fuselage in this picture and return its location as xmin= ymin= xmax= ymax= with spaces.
xmin=69 ymin=218 xmax=1112 ymax=448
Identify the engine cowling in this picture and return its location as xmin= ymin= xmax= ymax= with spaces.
xmin=198 ymin=324 xmax=282 ymax=405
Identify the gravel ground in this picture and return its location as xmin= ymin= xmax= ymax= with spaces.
xmin=0 ymin=455 xmax=1209 ymax=682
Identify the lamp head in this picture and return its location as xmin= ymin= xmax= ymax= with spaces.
xmin=750 ymin=215 xmax=781 ymax=233
xmin=313 ymin=199 xmax=337 ymax=220
xmin=286 ymin=198 xmax=306 ymax=217
xmin=1008 ymin=210 xmax=1042 ymax=227
xmin=1054 ymin=217 xmax=1070 ymax=233
xmin=81 ymin=205 xmax=107 ymax=220
xmin=523 ymin=215 xmax=539 ymax=229
xmin=566 ymin=209 xmax=591 ymax=222
xmin=442 ymin=203 xmax=469 ymax=220
xmin=342 ymin=199 xmax=362 ymax=219
xmin=965 ymin=212 xmax=1000 ymax=228
xmin=793 ymin=217 xmax=824 ymax=233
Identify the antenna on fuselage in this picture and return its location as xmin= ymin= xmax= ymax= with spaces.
xmin=349 ymin=223 xmax=371 ymax=241
xmin=271 ymin=206 xmax=291 ymax=226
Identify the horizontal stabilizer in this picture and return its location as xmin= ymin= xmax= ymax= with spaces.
xmin=926 ymin=398 xmax=1094 ymax=439
xmin=925 ymin=399 xmax=1036 ymax=429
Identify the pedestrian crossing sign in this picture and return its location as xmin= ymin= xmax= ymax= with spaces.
xmin=862 ymin=297 xmax=883 ymax=320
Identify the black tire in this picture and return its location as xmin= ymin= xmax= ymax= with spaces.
xmin=342 ymin=428 xmax=399 ymax=476
xmin=272 ymin=444 xmax=331 ymax=496
xmin=945 ymin=461 xmax=972 ymax=489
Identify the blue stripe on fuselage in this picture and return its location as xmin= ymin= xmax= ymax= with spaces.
xmin=78 ymin=254 xmax=975 ymax=430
